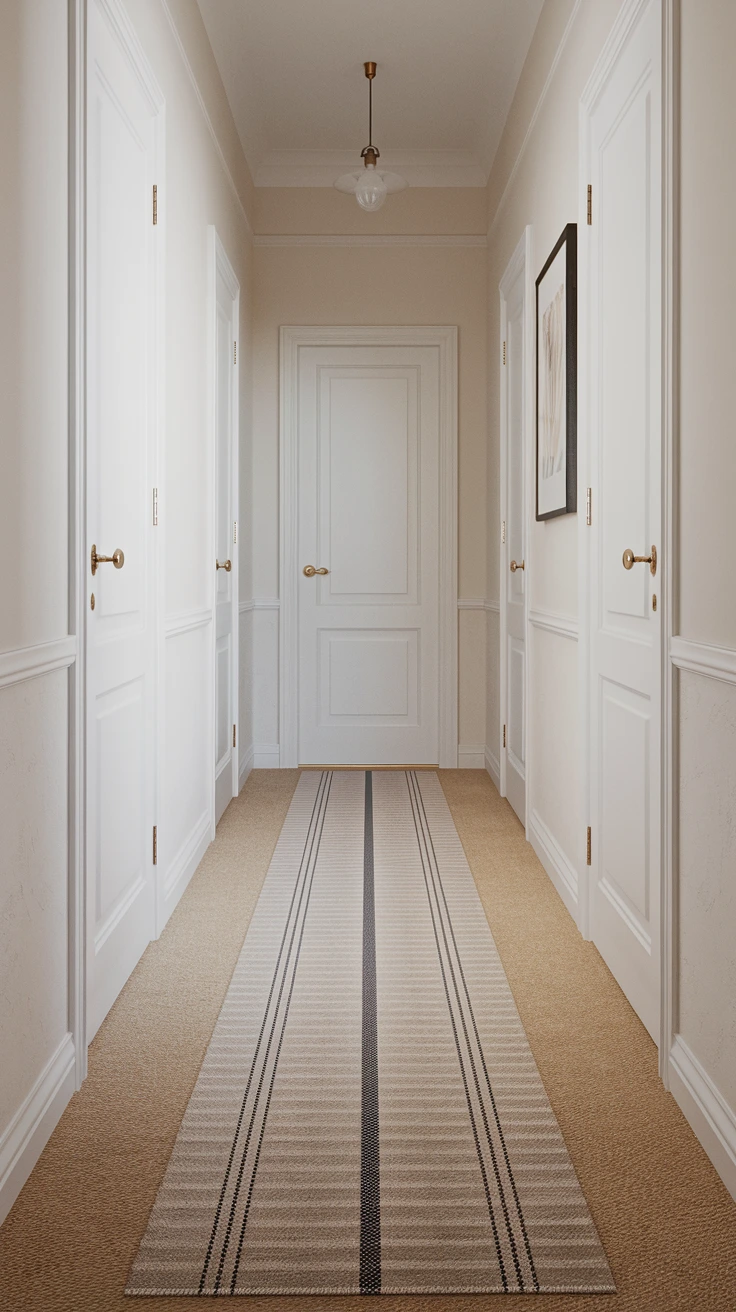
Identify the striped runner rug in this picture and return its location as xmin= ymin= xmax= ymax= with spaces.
xmin=127 ymin=770 xmax=615 ymax=1296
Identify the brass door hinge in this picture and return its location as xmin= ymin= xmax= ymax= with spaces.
xmin=153 ymin=825 xmax=158 ymax=865
xmin=233 ymin=724 xmax=237 ymax=749
xmin=153 ymin=184 xmax=158 ymax=225
xmin=586 ymin=825 xmax=592 ymax=865
xmin=233 ymin=341 xmax=237 ymax=365
xmin=503 ymin=724 xmax=507 ymax=749
xmin=152 ymin=487 xmax=158 ymax=526
xmin=586 ymin=487 xmax=592 ymax=526
xmin=587 ymin=184 xmax=592 ymax=225
xmin=502 ymin=340 xmax=506 ymax=366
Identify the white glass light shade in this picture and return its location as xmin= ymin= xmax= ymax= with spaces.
xmin=354 ymin=163 xmax=387 ymax=212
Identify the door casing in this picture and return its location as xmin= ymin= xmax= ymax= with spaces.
xmin=279 ymin=326 xmax=458 ymax=769
xmin=499 ymin=228 xmax=534 ymax=834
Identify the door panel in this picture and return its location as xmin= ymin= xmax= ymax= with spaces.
xmin=86 ymin=0 xmax=160 ymax=1039
xmin=500 ymin=240 xmax=529 ymax=824
xmin=586 ymin=0 xmax=661 ymax=1040
xmin=213 ymin=249 xmax=239 ymax=823
xmin=298 ymin=346 xmax=439 ymax=765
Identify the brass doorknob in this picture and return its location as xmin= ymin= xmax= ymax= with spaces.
xmin=216 ymin=559 xmax=232 ymax=572
xmin=509 ymin=559 xmax=525 ymax=573
xmin=622 ymin=545 xmax=657 ymax=576
xmin=91 ymin=545 xmax=124 ymax=575
xmin=303 ymin=565 xmax=329 ymax=577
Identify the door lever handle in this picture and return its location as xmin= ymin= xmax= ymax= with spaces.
xmin=509 ymin=559 xmax=525 ymax=573
xmin=216 ymin=558 xmax=232 ymax=572
xmin=91 ymin=545 xmax=124 ymax=575
xmin=303 ymin=565 xmax=329 ymax=577
xmin=622 ymin=545 xmax=657 ymax=576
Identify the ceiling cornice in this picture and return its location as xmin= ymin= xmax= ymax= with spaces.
xmin=254 ymin=149 xmax=487 ymax=189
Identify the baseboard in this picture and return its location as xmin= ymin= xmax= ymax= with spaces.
xmin=0 ymin=1033 xmax=76 ymax=1227
xmin=669 ymin=1036 xmax=736 ymax=1205
xmin=254 ymin=743 xmax=280 ymax=769
xmin=158 ymin=809 xmax=212 ymax=934
xmin=484 ymin=745 xmax=501 ymax=792
xmin=528 ymin=807 xmax=579 ymax=924
xmin=458 ymin=743 xmax=486 ymax=769
xmin=238 ymin=744 xmax=254 ymax=792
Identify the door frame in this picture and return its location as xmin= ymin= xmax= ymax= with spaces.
xmin=498 ymin=228 xmax=534 ymax=834
xmin=278 ymin=325 xmax=458 ymax=769
xmin=577 ymin=0 xmax=677 ymax=1031
xmin=208 ymin=227 xmax=240 ymax=825
xmin=70 ymin=0 xmax=166 ymax=1044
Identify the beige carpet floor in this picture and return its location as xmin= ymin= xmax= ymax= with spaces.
xmin=1 ymin=770 xmax=735 ymax=1309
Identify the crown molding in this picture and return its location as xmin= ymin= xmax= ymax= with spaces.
xmin=254 ymin=149 xmax=486 ymax=189
xmin=253 ymin=234 xmax=487 ymax=249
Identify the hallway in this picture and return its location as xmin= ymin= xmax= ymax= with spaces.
xmin=1 ymin=773 xmax=734 ymax=1310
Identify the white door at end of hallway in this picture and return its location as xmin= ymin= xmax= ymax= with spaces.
xmin=85 ymin=0 xmax=162 ymax=1040
xmin=584 ymin=0 xmax=662 ymax=1042
xmin=212 ymin=237 xmax=239 ymax=824
xmin=296 ymin=344 xmax=442 ymax=766
xmin=500 ymin=239 xmax=530 ymax=826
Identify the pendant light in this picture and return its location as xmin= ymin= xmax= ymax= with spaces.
xmin=335 ymin=62 xmax=407 ymax=211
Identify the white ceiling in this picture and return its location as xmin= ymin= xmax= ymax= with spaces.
xmin=196 ymin=0 xmax=543 ymax=186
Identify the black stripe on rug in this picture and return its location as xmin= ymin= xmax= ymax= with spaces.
xmin=360 ymin=770 xmax=381 ymax=1294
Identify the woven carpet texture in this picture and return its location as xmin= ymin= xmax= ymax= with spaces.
xmin=1 ymin=770 xmax=735 ymax=1308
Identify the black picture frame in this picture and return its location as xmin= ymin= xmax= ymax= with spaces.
xmin=535 ymin=222 xmax=577 ymax=521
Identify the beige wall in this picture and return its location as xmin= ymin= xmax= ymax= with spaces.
xmin=485 ymin=0 xmax=624 ymax=889
xmin=252 ymin=210 xmax=488 ymax=757
xmin=676 ymin=0 xmax=736 ymax=1116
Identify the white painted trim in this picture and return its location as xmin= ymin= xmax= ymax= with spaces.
xmin=254 ymin=743 xmax=280 ymax=769
xmin=660 ymin=0 xmax=680 ymax=1088
xmin=239 ymin=599 xmax=255 ymax=614
xmin=458 ymin=745 xmax=486 ymax=768
xmin=68 ymin=0 xmax=87 ymax=1093
xmin=0 ymin=637 xmax=77 ymax=689
xmin=253 ymin=598 xmax=280 ymax=611
xmin=0 ymin=1033 xmax=76 ymax=1226
xmin=279 ymin=325 xmax=458 ymax=769
xmin=529 ymin=808 xmax=579 ymax=924
xmin=254 ymin=234 xmax=487 ymax=249
xmin=159 ymin=809 xmax=211 ymax=927
xmin=255 ymin=149 xmax=485 ymax=190
xmin=528 ymin=609 xmax=579 ymax=640
xmin=669 ymin=1037 xmax=736 ymax=1205
xmin=158 ymin=0 xmax=253 ymax=237
xmin=488 ymin=0 xmax=583 ymax=237
xmin=498 ymin=227 xmax=533 ymax=827
xmin=238 ymin=744 xmax=254 ymax=791
xmin=164 ymin=608 xmax=213 ymax=639
xmin=485 ymin=599 xmax=501 ymax=614
xmin=457 ymin=598 xmax=486 ymax=610
xmin=670 ymin=636 xmax=736 ymax=686
xmin=485 ymin=746 xmax=501 ymax=792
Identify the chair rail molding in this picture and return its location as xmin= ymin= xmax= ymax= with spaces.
xmin=528 ymin=608 xmax=579 ymax=640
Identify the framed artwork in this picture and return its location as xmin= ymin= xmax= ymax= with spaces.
xmin=535 ymin=222 xmax=577 ymax=520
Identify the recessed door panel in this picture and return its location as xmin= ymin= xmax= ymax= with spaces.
xmin=599 ymin=681 xmax=650 ymax=924
xmin=94 ymin=679 xmax=145 ymax=935
xmin=319 ymin=629 xmax=418 ymax=725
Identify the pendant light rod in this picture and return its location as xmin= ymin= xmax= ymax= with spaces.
xmin=361 ymin=62 xmax=379 ymax=168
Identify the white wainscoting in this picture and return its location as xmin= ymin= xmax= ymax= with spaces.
xmin=528 ymin=809 xmax=579 ymax=922
xmin=669 ymin=1035 xmax=736 ymax=1206
xmin=238 ymin=600 xmax=255 ymax=788
xmin=160 ymin=609 xmax=214 ymax=930
xmin=0 ymin=645 xmax=79 ymax=1226
xmin=252 ymin=600 xmax=280 ymax=767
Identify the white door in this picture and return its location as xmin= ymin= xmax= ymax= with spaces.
xmin=86 ymin=0 xmax=162 ymax=1039
xmin=583 ymin=0 xmax=662 ymax=1041
xmin=500 ymin=234 xmax=531 ymax=825
xmin=212 ymin=233 xmax=239 ymax=823
xmin=296 ymin=343 xmax=442 ymax=765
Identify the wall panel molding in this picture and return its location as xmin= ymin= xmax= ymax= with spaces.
xmin=528 ymin=608 xmax=579 ymax=640
xmin=0 ymin=637 xmax=76 ymax=689
xmin=0 ymin=1033 xmax=76 ymax=1226
xmin=529 ymin=807 xmax=579 ymax=924
xmin=485 ymin=746 xmax=501 ymax=792
xmin=164 ymin=608 xmax=213 ymax=639
xmin=669 ymin=1036 xmax=736 ymax=1205
xmin=670 ymin=635 xmax=736 ymax=686
xmin=255 ymin=234 xmax=487 ymax=249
